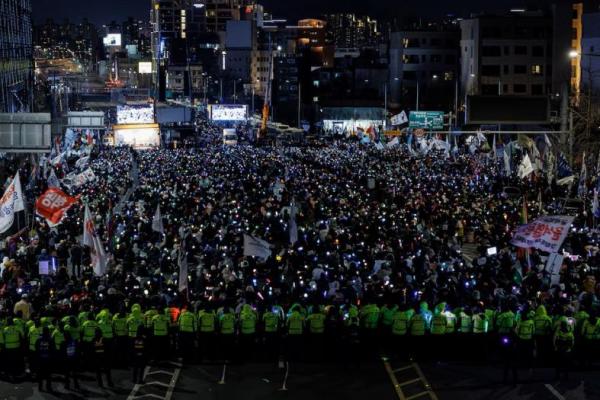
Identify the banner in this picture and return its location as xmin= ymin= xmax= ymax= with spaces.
xmin=83 ymin=205 xmax=108 ymax=276
xmin=63 ymin=168 xmax=96 ymax=189
xmin=545 ymin=253 xmax=564 ymax=275
xmin=35 ymin=188 xmax=79 ymax=226
xmin=0 ymin=173 xmax=25 ymax=234
xmin=243 ymin=234 xmax=272 ymax=261
xmin=511 ymin=215 xmax=574 ymax=253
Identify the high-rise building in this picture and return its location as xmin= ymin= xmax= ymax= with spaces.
xmin=324 ymin=14 xmax=380 ymax=50
xmin=460 ymin=11 xmax=555 ymax=97
xmin=204 ymin=0 xmax=248 ymax=34
xmin=389 ymin=28 xmax=459 ymax=110
xmin=151 ymin=0 xmax=209 ymax=100
xmin=0 ymin=0 xmax=34 ymax=112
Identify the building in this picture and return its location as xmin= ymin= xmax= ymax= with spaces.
xmin=0 ymin=0 xmax=34 ymax=112
xmin=204 ymin=0 xmax=248 ymax=35
xmin=581 ymin=12 xmax=600 ymax=92
xmin=296 ymin=19 xmax=333 ymax=69
xmin=389 ymin=29 xmax=459 ymax=110
xmin=324 ymin=14 xmax=380 ymax=50
xmin=460 ymin=11 xmax=556 ymax=98
xmin=151 ymin=0 xmax=208 ymax=100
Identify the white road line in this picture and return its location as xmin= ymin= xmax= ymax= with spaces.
xmin=545 ymin=384 xmax=566 ymax=400
xmin=126 ymin=364 xmax=181 ymax=400
xmin=164 ymin=367 xmax=181 ymax=400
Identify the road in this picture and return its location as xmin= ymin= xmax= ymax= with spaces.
xmin=2 ymin=359 xmax=599 ymax=400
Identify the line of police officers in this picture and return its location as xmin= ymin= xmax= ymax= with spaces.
xmin=1 ymin=299 xmax=597 ymax=390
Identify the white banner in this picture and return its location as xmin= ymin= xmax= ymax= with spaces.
xmin=511 ymin=215 xmax=574 ymax=253
xmin=0 ymin=173 xmax=25 ymax=234
xmin=64 ymin=168 xmax=96 ymax=189
xmin=243 ymin=234 xmax=272 ymax=261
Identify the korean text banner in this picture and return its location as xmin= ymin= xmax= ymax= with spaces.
xmin=511 ymin=215 xmax=575 ymax=253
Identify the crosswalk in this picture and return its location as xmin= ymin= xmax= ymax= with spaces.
xmin=382 ymin=357 xmax=438 ymax=400
xmin=126 ymin=361 xmax=181 ymax=400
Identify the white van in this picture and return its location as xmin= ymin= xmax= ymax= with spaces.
xmin=223 ymin=128 xmax=238 ymax=146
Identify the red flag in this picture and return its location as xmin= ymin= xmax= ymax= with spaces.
xmin=35 ymin=188 xmax=79 ymax=226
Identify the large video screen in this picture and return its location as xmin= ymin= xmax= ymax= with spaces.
xmin=210 ymin=104 xmax=248 ymax=121
xmin=103 ymin=34 xmax=122 ymax=47
xmin=117 ymin=104 xmax=155 ymax=125
xmin=114 ymin=126 xmax=160 ymax=149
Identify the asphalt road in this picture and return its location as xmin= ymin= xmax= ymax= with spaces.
xmin=1 ymin=360 xmax=599 ymax=400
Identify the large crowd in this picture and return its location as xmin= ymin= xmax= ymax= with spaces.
xmin=0 ymin=122 xmax=599 ymax=391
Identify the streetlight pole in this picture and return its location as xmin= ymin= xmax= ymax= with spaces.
xmin=298 ymin=82 xmax=302 ymax=129
xmin=416 ymin=81 xmax=420 ymax=111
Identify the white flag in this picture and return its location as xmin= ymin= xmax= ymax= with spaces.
xmin=518 ymin=154 xmax=534 ymax=179
xmin=83 ymin=205 xmax=108 ymax=276
xmin=503 ymin=149 xmax=511 ymax=175
xmin=243 ymin=234 xmax=272 ymax=261
xmin=289 ymin=203 xmax=298 ymax=245
xmin=152 ymin=204 xmax=165 ymax=234
xmin=75 ymin=156 xmax=90 ymax=170
xmin=0 ymin=173 xmax=25 ymax=234
xmin=386 ymin=137 xmax=400 ymax=148
xmin=47 ymin=168 xmax=60 ymax=188
xmin=178 ymin=239 xmax=188 ymax=293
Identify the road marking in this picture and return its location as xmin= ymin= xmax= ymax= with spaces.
xmin=545 ymin=384 xmax=566 ymax=400
xmin=382 ymin=358 xmax=438 ymax=400
xmin=127 ymin=363 xmax=181 ymax=400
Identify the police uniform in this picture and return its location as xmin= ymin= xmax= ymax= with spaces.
xmin=178 ymin=309 xmax=197 ymax=362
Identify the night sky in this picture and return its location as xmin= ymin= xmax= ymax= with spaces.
xmin=32 ymin=0 xmax=538 ymax=25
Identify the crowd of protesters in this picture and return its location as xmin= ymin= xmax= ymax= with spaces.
xmin=0 ymin=121 xmax=599 ymax=391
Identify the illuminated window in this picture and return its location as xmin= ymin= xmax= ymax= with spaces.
xmin=531 ymin=65 xmax=543 ymax=75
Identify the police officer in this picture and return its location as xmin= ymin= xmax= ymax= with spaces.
xmin=92 ymin=328 xmax=114 ymax=387
xmin=515 ymin=311 xmax=534 ymax=373
xmin=286 ymin=305 xmax=305 ymax=362
xmin=261 ymin=304 xmax=281 ymax=362
xmin=3 ymin=317 xmax=24 ymax=382
xmin=430 ymin=303 xmax=448 ymax=361
xmin=127 ymin=304 xmax=145 ymax=342
xmin=472 ymin=309 xmax=489 ymax=363
xmin=82 ymin=313 xmax=99 ymax=359
xmin=151 ymin=308 xmax=170 ymax=362
xmin=533 ymin=305 xmax=552 ymax=364
xmin=198 ymin=305 xmax=216 ymax=361
xmin=131 ymin=327 xmax=147 ymax=384
xmin=239 ymin=304 xmax=258 ymax=361
xmin=27 ymin=318 xmax=41 ymax=379
xmin=554 ymin=320 xmax=574 ymax=381
xmin=409 ymin=305 xmax=427 ymax=360
xmin=391 ymin=305 xmax=413 ymax=361
xmin=218 ymin=305 xmax=237 ymax=363
xmin=306 ymin=304 xmax=326 ymax=360
xmin=62 ymin=331 xmax=81 ymax=390
xmin=178 ymin=308 xmax=197 ymax=363
xmin=113 ymin=309 xmax=129 ymax=366
xmin=36 ymin=326 xmax=55 ymax=392
xmin=580 ymin=312 xmax=599 ymax=367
